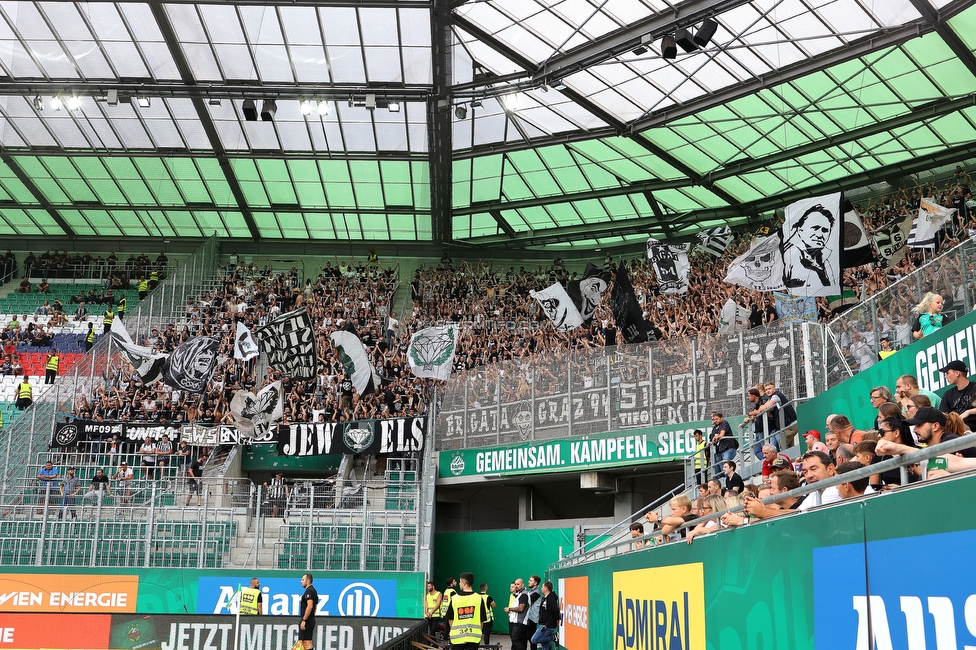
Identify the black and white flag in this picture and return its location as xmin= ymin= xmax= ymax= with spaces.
xmin=230 ymin=380 xmax=283 ymax=439
xmin=780 ymin=192 xmax=842 ymax=297
xmin=717 ymin=299 xmax=751 ymax=334
xmin=162 ymin=336 xmax=221 ymax=393
xmin=724 ymin=235 xmax=786 ymax=293
xmin=565 ymin=262 xmax=611 ymax=325
xmin=609 ymin=262 xmax=648 ymax=344
xmin=331 ymin=329 xmax=381 ymax=395
xmin=696 ymin=226 xmax=733 ymax=258
xmin=840 ymin=203 xmax=875 ymax=268
xmin=407 ymin=325 xmax=457 ymax=380
xmin=872 ymin=213 xmax=913 ymax=269
xmin=530 ymin=282 xmax=584 ymax=331
xmin=909 ymin=198 xmax=956 ymax=249
xmin=255 ymin=308 xmax=317 ymax=380
xmin=234 ymin=321 xmax=259 ymax=361
xmin=646 ymin=237 xmax=690 ymax=295
xmin=110 ymin=318 xmax=166 ymax=384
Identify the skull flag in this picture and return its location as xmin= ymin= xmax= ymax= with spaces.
xmin=724 ymin=235 xmax=786 ymax=292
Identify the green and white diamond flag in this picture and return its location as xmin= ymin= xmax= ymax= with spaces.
xmin=408 ymin=324 xmax=458 ymax=381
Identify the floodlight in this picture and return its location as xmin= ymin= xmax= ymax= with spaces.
xmin=33 ymin=96 xmax=43 ymax=111
xmin=501 ymin=94 xmax=519 ymax=111
xmin=317 ymin=100 xmax=329 ymax=116
xmin=470 ymin=99 xmax=483 ymax=108
xmin=136 ymin=97 xmax=151 ymax=108
xmin=208 ymin=97 xmax=221 ymax=106
xmin=107 ymin=89 xmax=118 ymax=106
xmin=300 ymin=100 xmax=313 ymax=116
xmin=50 ymin=95 xmax=63 ymax=111
xmin=242 ymin=99 xmax=258 ymax=121
xmin=67 ymin=96 xmax=81 ymax=111
xmin=260 ymin=99 xmax=277 ymax=121
xmin=455 ymin=105 xmax=467 ymax=120
xmin=388 ymin=101 xmax=400 ymax=113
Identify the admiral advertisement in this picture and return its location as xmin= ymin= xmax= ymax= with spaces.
xmin=612 ymin=564 xmax=705 ymax=650
xmin=276 ymin=418 xmax=425 ymax=457
xmin=438 ymin=421 xmax=710 ymax=479
xmin=0 ymin=613 xmax=418 ymax=650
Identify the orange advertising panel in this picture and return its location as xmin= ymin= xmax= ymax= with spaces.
xmin=0 ymin=574 xmax=138 ymax=613
xmin=558 ymin=576 xmax=589 ymax=650
xmin=0 ymin=613 xmax=111 ymax=649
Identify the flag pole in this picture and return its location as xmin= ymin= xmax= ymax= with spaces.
xmin=233 ymin=583 xmax=242 ymax=650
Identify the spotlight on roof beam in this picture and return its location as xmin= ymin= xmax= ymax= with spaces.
xmin=107 ymin=89 xmax=118 ymax=106
xmin=632 ymin=33 xmax=652 ymax=56
xmin=694 ymin=18 xmax=718 ymax=47
xmin=32 ymin=95 xmax=43 ymax=111
xmin=50 ymin=95 xmax=63 ymax=111
xmin=260 ymin=99 xmax=277 ymax=121
xmin=470 ymin=99 xmax=482 ymax=109
xmin=501 ymin=93 xmax=519 ymax=111
xmin=300 ymin=100 xmax=313 ymax=116
xmin=242 ymin=99 xmax=258 ymax=121
xmin=317 ymin=100 xmax=329 ymax=116
xmin=661 ymin=35 xmax=677 ymax=60
xmin=208 ymin=97 xmax=221 ymax=106
xmin=136 ymin=96 xmax=151 ymax=108
xmin=674 ymin=28 xmax=697 ymax=53
xmin=67 ymin=96 xmax=81 ymax=111
xmin=632 ymin=45 xmax=647 ymax=56
xmin=455 ymin=105 xmax=467 ymax=120
xmin=388 ymin=101 xmax=400 ymax=113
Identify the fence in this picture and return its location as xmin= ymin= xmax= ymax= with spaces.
xmin=434 ymin=321 xmax=823 ymax=450
xmin=825 ymin=238 xmax=976 ymax=387
xmin=0 ymin=235 xmax=220 ymax=497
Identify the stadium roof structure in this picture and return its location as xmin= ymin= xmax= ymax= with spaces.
xmin=0 ymin=0 xmax=975 ymax=257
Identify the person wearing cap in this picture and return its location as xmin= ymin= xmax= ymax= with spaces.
xmin=938 ymin=361 xmax=976 ymax=431
xmin=803 ymin=430 xmax=830 ymax=454
xmin=760 ymin=444 xmax=792 ymax=481
xmin=906 ymin=406 xmax=976 ymax=458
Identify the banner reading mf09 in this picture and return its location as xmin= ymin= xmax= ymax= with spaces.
xmin=612 ymin=564 xmax=705 ymax=650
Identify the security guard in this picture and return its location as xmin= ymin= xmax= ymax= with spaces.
xmin=137 ymin=276 xmax=149 ymax=300
xmin=239 ymin=578 xmax=263 ymax=615
xmin=103 ymin=307 xmax=114 ymax=334
xmin=445 ymin=572 xmax=486 ymax=650
xmin=45 ymin=353 xmax=58 ymax=385
xmin=16 ymin=376 xmax=32 ymax=410
xmin=117 ymin=295 xmax=127 ymax=321
xmin=693 ymin=429 xmax=709 ymax=487
xmin=149 ymin=268 xmax=160 ymax=290
xmin=440 ymin=577 xmax=457 ymax=618
xmin=85 ymin=323 xmax=96 ymax=351
xmin=424 ymin=581 xmax=444 ymax=636
xmin=478 ymin=582 xmax=495 ymax=647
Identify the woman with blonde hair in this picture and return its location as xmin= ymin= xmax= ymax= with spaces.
xmin=912 ymin=292 xmax=951 ymax=340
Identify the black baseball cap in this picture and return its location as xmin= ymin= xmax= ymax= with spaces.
xmin=939 ymin=360 xmax=969 ymax=374
xmin=905 ymin=407 xmax=947 ymax=426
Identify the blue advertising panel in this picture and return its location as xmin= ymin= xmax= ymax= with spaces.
xmin=196 ymin=577 xmax=398 ymax=618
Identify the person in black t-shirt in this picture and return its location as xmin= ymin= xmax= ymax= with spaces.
xmin=299 ymin=573 xmax=319 ymax=649
xmin=722 ymin=460 xmax=745 ymax=495
xmin=938 ymin=361 xmax=976 ymax=431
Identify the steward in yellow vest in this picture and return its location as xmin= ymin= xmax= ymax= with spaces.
xmin=424 ymin=581 xmax=444 ymax=635
xmin=479 ymin=583 xmax=495 ymax=646
xmin=85 ymin=323 xmax=96 ymax=351
xmin=137 ymin=277 xmax=149 ymax=299
xmin=16 ymin=377 xmax=32 ymax=410
xmin=446 ymin=573 xmax=486 ymax=649
xmin=440 ymin=579 xmax=457 ymax=617
xmin=117 ymin=296 xmax=127 ymax=320
xmin=103 ymin=309 xmax=114 ymax=334
xmin=45 ymin=354 xmax=59 ymax=385
xmin=149 ymin=269 xmax=160 ymax=289
xmin=239 ymin=579 xmax=262 ymax=615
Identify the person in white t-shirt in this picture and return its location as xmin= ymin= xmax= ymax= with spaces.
xmin=796 ymin=451 xmax=841 ymax=511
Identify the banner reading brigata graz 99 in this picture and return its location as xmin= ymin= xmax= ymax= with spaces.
xmin=552 ymin=471 xmax=976 ymax=649
xmin=0 ymin=613 xmax=419 ymax=650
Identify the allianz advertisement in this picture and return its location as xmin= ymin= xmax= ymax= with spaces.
xmin=439 ymin=420 xmax=710 ymax=479
xmin=0 ymin=569 xmax=423 ymax=619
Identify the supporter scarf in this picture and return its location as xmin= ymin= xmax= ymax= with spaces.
xmin=255 ymin=308 xmax=318 ymax=380
xmin=408 ymin=325 xmax=457 ymax=381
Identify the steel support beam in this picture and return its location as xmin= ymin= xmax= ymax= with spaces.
xmin=428 ymin=0 xmax=454 ymax=244
xmin=0 ymin=154 xmax=75 ymax=239
xmin=150 ymin=3 xmax=260 ymax=241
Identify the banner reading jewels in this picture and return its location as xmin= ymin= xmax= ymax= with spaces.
xmin=276 ymin=418 xmax=426 ymax=457
xmin=51 ymin=420 xmax=184 ymax=448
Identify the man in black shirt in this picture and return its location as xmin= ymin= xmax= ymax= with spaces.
xmin=722 ymin=460 xmax=745 ymax=495
xmin=298 ymin=574 xmax=318 ymax=649
xmin=185 ymin=455 xmax=204 ymax=506
xmin=938 ymin=361 xmax=976 ymax=431
xmin=907 ymin=407 xmax=976 ymax=457
xmin=532 ymin=581 xmax=560 ymax=650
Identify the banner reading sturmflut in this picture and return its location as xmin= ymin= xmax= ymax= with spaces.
xmin=255 ymin=308 xmax=318 ymax=379
xmin=276 ymin=418 xmax=426 ymax=456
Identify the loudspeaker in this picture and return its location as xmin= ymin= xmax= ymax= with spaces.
xmin=661 ymin=35 xmax=677 ymax=60
xmin=694 ymin=18 xmax=718 ymax=47
xmin=674 ymin=28 xmax=697 ymax=52
xmin=242 ymin=99 xmax=257 ymax=121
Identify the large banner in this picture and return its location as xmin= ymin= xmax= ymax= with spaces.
xmin=799 ymin=309 xmax=976 ymax=431
xmin=51 ymin=420 xmax=183 ymax=447
xmin=277 ymin=418 xmax=426 ymax=457
xmin=255 ymin=308 xmax=318 ymax=380
xmin=0 ymin=613 xmax=418 ymax=650
xmin=438 ymin=421 xmax=709 ymax=479
xmin=552 ymin=472 xmax=976 ymax=649
xmin=0 ymin=569 xmax=424 ymax=619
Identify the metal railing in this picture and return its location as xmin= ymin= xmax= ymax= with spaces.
xmin=434 ymin=321 xmax=824 ymax=450
xmin=553 ymin=431 xmax=976 ymax=570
